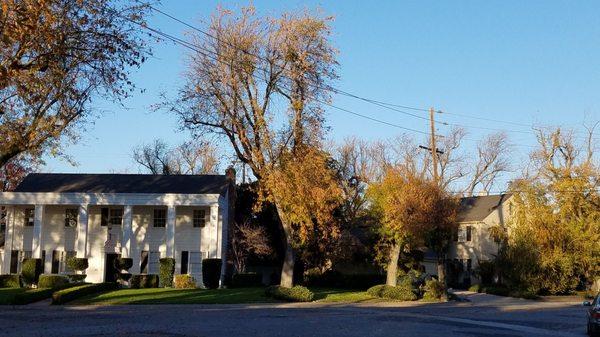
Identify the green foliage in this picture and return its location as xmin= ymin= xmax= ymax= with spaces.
xmin=66 ymin=257 xmax=88 ymax=272
xmin=265 ymin=285 xmax=314 ymax=302
xmin=38 ymin=274 xmax=69 ymax=289
xmin=422 ymin=279 xmax=447 ymax=301
xmin=115 ymin=258 xmax=133 ymax=271
xmin=231 ymin=273 xmax=263 ymax=288
xmin=366 ymin=284 xmax=417 ymax=301
xmin=474 ymin=260 xmax=495 ymax=285
xmin=159 ymin=258 xmax=175 ymax=288
xmin=130 ymin=274 xmax=159 ymax=289
xmin=468 ymin=284 xmax=483 ymax=293
xmin=303 ymin=270 xmax=385 ymax=289
xmin=11 ymin=288 xmax=54 ymax=305
xmin=0 ymin=275 xmax=21 ymax=288
xmin=174 ymin=275 xmax=197 ymax=289
xmin=52 ymin=283 xmax=118 ymax=305
xmin=202 ymin=258 xmax=222 ymax=289
xmin=66 ymin=274 xmax=87 ymax=283
xmin=21 ymin=258 xmax=42 ymax=286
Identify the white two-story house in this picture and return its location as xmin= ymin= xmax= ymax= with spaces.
xmin=424 ymin=193 xmax=514 ymax=286
xmin=0 ymin=172 xmax=233 ymax=285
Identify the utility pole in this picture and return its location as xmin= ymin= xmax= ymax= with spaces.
xmin=429 ymin=107 xmax=439 ymax=183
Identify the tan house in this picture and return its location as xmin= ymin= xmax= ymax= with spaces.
xmin=424 ymin=193 xmax=514 ymax=286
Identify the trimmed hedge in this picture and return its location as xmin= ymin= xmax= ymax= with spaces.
xmin=66 ymin=257 xmax=89 ymax=272
xmin=115 ymin=257 xmax=133 ymax=271
xmin=52 ymin=283 xmax=118 ymax=305
xmin=231 ymin=273 xmax=263 ymax=288
xmin=366 ymin=284 xmax=418 ymax=301
xmin=21 ymin=258 xmax=43 ymax=286
xmin=174 ymin=274 xmax=196 ymax=289
xmin=130 ymin=274 xmax=159 ymax=289
xmin=422 ymin=279 xmax=447 ymax=301
xmin=202 ymin=258 xmax=222 ymax=289
xmin=66 ymin=274 xmax=87 ymax=283
xmin=38 ymin=274 xmax=69 ymax=289
xmin=304 ymin=270 xmax=385 ymax=289
xmin=12 ymin=288 xmax=54 ymax=305
xmin=468 ymin=284 xmax=538 ymax=299
xmin=0 ymin=274 xmax=21 ymax=288
xmin=265 ymin=285 xmax=314 ymax=302
xmin=159 ymin=258 xmax=175 ymax=287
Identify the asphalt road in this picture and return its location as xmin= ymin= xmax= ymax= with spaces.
xmin=0 ymin=292 xmax=588 ymax=337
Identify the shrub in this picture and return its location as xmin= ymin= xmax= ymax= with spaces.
xmin=38 ymin=274 xmax=69 ymax=289
xmin=159 ymin=258 xmax=175 ymax=287
xmin=366 ymin=284 xmax=417 ymax=301
xmin=66 ymin=274 xmax=87 ymax=283
xmin=231 ymin=273 xmax=263 ymax=287
xmin=174 ymin=274 xmax=197 ymax=289
xmin=52 ymin=283 xmax=118 ymax=305
xmin=11 ymin=288 xmax=55 ymax=305
xmin=130 ymin=274 xmax=159 ymax=289
xmin=115 ymin=257 xmax=133 ymax=271
xmin=265 ymin=285 xmax=314 ymax=302
xmin=21 ymin=258 xmax=43 ymax=286
xmin=468 ymin=284 xmax=483 ymax=293
xmin=0 ymin=274 xmax=21 ymax=288
xmin=475 ymin=260 xmax=495 ymax=285
xmin=202 ymin=258 xmax=222 ymax=289
xmin=66 ymin=257 xmax=89 ymax=272
xmin=422 ymin=279 xmax=447 ymax=301
xmin=482 ymin=285 xmax=510 ymax=297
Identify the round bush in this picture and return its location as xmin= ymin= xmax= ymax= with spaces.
xmin=66 ymin=257 xmax=89 ymax=272
xmin=21 ymin=258 xmax=43 ymax=286
xmin=159 ymin=258 xmax=176 ymax=287
xmin=115 ymin=257 xmax=133 ymax=271
xmin=366 ymin=284 xmax=417 ymax=301
xmin=202 ymin=258 xmax=222 ymax=289
xmin=0 ymin=274 xmax=21 ymax=288
xmin=130 ymin=274 xmax=159 ymax=289
xmin=174 ymin=274 xmax=197 ymax=289
xmin=38 ymin=274 xmax=69 ymax=289
xmin=265 ymin=285 xmax=314 ymax=302
xmin=422 ymin=279 xmax=447 ymax=301
xmin=66 ymin=274 xmax=87 ymax=283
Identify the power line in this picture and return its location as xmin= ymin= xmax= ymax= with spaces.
xmin=120 ymin=14 xmax=439 ymax=137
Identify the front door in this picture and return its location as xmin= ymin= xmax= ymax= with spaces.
xmin=104 ymin=253 xmax=120 ymax=282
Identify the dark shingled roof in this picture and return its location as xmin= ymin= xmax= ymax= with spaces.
xmin=13 ymin=173 xmax=229 ymax=194
xmin=458 ymin=194 xmax=511 ymax=222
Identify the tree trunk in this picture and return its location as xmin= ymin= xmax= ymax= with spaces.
xmin=386 ymin=242 xmax=401 ymax=286
xmin=437 ymin=257 xmax=446 ymax=286
xmin=275 ymin=203 xmax=295 ymax=288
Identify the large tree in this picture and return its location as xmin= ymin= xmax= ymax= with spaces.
xmin=0 ymin=0 xmax=152 ymax=167
xmin=172 ymin=7 xmax=339 ymax=287
xmin=132 ymin=138 xmax=220 ymax=174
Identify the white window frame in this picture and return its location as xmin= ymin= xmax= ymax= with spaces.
xmin=24 ymin=208 xmax=34 ymax=227
xmin=109 ymin=208 xmax=123 ymax=226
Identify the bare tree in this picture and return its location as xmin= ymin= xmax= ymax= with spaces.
xmin=230 ymin=221 xmax=273 ymax=273
xmin=0 ymin=0 xmax=152 ymax=168
xmin=465 ymin=132 xmax=511 ymax=196
xmin=132 ymin=139 xmax=220 ymax=175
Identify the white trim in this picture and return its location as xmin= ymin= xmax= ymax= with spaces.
xmin=0 ymin=192 xmax=221 ymax=206
xmin=32 ymin=205 xmax=44 ymax=258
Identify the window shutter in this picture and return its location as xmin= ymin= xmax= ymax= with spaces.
xmin=9 ymin=250 xmax=18 ymax=274
xmin=466 ymin=226 xmax=472 ymax=241
xmin=101 ymin=208 xmax=109 ymax=226
xmin=181 ymin=251 xmax=189 ymax=274
xmin=140 ymin=251 xmax=149 ymax=274
xmin=51 ymin=250 xmax=60 ymax=274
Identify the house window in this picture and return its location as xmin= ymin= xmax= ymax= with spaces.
xmin=148 ymin=251 xmax=161 ymax=274
xmin=109 ymin=209 xmax=123 ymax=226
xmin=24 ymin=208 xmax=34 ymax=227
xmin=188 ymin=251 xmax=204 ymax=274
xmin=65 ymin=209 xmax=78 ymax=228
xmin=193 ymin=210 xmax=206 ymax=228
xmin=153 ymin=209 xmax=167 ymax=228
xmin=466 ymin=226 xmax=472 ymax=242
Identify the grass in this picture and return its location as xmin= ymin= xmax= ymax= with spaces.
xmin=73 ymin=287 xmax=380 ymax=305
xmin=73 ymin=287 xmax=277 ymax=305
xmin=0 ymin=288 xmax=27 ymax=305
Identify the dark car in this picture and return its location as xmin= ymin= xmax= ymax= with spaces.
xmin=585 ymin=293 xmax=600 ymax=336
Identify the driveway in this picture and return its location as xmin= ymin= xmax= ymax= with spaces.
xmin=0 ymin=292 xmax=587 ymax=336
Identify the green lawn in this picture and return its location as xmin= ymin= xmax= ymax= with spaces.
xmin=0 ymin=288 xmax=27 ymax=305
xmin=73 ymin=287 xmax=276 ymax=305
xmin=72 ymin=287 xmax=378 ymax=305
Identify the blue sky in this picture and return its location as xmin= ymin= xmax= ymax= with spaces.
xmin=44 ymin=0 xmax=600 ymax=185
